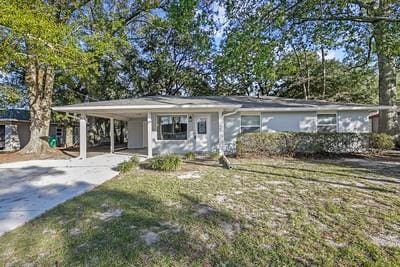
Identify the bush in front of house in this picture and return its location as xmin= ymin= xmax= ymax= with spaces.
xmin=236 ymin=132 xmax=395 ymax=157
xmin=183 ymin=152 xmax=196 ymax=160
xmin=369 ymin=133 xmax=397 ymax=151
xmin=149 ymin=154 xmax=182 ymax=171
xmin=117 ymin=155 xmax=140 ymax=173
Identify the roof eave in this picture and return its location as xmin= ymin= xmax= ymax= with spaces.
xmin=52 ymin=104 xmax=242 ymax=112
xmin=239 ymin=106 xmax=394 ymax=112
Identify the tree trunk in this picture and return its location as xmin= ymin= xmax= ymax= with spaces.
xmin=19 ymin=62 xmax=54 ymax=154
xmin=374 ymin=20 xmax=398 ymax=134
xmin=321 ymin=46 xmax=326 ymax=98
xmin=65 ymin=125 xmax=74 ymax=148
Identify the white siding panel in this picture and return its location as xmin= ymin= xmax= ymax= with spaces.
xmin=338 ymin=111 xmax=370 ymax=133
xmin=262 ymin=112 xmax=317 ymax=132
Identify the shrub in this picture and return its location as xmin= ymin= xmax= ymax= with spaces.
xmin=208 ymin=151 xmax=220 ymax=160
xmin=183 ymin=152 xmax=196 ymax=160
xmin=236 ymin=132 xmax=395 ymax=157
xmin=117 ymin=155 xmax=140 ymax=173
xmin=369 ymin=133 xmax=395 ymax=151
xmin=149 ymin=154 xmax=182 ymax=171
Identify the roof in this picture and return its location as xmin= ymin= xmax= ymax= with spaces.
xmin=53 ymin=96 xmax=392 ymax=113
xmin=0 ymin=109 xmax=30 ymax=121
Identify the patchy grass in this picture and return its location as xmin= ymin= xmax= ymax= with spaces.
xmin=0 ymin=156 xmax=399 ymax=266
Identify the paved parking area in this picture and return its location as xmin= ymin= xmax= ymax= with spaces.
xmin=0 ymin=154 xmax=135 ymax=235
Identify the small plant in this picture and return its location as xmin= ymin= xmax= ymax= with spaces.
xmin=208 ymin=151 xmax=220 ymax=160
xmin=369 ymin=133 xmax=395 ymax=151
xmin=117 ymin=155 xmax=140 ymax=173
xmin=149 ymin=154 xmax=182 ymax=171
xmin=183 ymin=151 xmax=196 ymax=160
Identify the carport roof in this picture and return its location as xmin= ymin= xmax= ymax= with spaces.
xmin=53 ymin=95 xmax=392 ymax=113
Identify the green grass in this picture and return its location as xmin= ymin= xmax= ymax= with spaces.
xmin=1 ymin=156 xmax=399 ymax=266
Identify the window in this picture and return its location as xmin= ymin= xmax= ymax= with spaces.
xmin=197 ymin=118 xmax=207 ymax=134
xmin=317 ymin=114 xmax=337 ymax=133
xmin=157 ymin=115 xmax=188 ymax=140
xmin=241 ymin=115 xmax=261 ymax=133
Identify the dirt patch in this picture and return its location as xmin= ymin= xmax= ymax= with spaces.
xmin=69 ymin=228 xmax=81 ymax=236
xmin=176 ymin=171 xmax=201 ymax=180
xmin=96 ymin=209 xmax=123 ymax=221
xmin=371 ymin=235 xmax=400 ymax=247
xmin=194 ymin=204 xmax=216 ymax=216
xmin=140 ymin=231 xmax=160 ymax=245
xmin=220 ymin=222 xmax=241 ymax=239
xmin=0 ymin=150 xmax=69 ymax=164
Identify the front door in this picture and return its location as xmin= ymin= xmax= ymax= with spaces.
xmin=194 ymin=115 xmax=210 ymax=152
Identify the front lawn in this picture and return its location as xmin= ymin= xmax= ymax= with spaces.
xmin=1 ymin=156 xmax=399 ymax=266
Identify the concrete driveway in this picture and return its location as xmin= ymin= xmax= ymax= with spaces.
xmin=0 ymin=154 xmax=135 ymax=236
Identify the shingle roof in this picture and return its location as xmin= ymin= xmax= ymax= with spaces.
xmin=0 ymin=109 xmax=30 ymax=121
xmin=53 ymin=95 xmax=386 ymax=111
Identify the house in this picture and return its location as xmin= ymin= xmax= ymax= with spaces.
xmin=0 ymin=109 xmax=78 ymax=152
xmin=53 ymin=96 xmax=392 ymax=158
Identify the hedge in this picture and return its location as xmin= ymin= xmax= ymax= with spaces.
xmin=236 ymin=132 xmax=395 ymax=157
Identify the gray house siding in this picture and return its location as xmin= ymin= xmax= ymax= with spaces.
xmin=337 ymin=110 xmax=370 ymax=133
xmin=223 ymin=113 xmax=240 ymax=152
xmin=128 ymin=112 xmax=220 ymax=154
xmin=125 ymin=110 xmax=373 ymax=155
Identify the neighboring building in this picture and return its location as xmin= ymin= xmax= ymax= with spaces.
xmin=53 ymin=96 xmax=392 ymax=158
xmin=369 ymin=111 xmax=400 ymax=133
xmin=0 ymin=109 xmax=31 ymax=151
xmin=0 ymin=109 xmax=78 ymax=152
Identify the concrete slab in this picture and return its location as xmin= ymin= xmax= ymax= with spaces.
xmin=0 ymin=153 xmax=141 ymax=236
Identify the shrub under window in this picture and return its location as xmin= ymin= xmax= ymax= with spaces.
xmin=157 ymin=115 xmax=188 ymax=140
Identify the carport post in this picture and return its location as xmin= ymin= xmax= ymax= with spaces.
xmin=147 ymin=112 xmax=152 ymax=158
xmin=110 ymin=118 xmax=114 ymax=153
xmin=79 ymin=114 xmax=87 ymax=159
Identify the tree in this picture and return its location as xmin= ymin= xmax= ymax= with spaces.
xmin=0 ymin=0 xmax=90 ymax=153
xmin=223 ymin=0 xmax=400 ymax=133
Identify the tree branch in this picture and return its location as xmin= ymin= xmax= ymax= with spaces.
xmin=297 ymin=16 xmax=400 ymax=24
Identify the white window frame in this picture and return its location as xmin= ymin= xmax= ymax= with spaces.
xmin=240 ymin=113 xmax=261 ymax=134
xmin=317 ymin=112 xmax=338 ymax=133
xmin=156 ymin=114 xmax=189 ymax=141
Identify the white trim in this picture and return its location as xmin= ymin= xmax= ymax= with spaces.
xmin=79 ymin=114 xmax=87 ymax=159
xmin=239 ymin=106 xmax=393 ymax=112
xmin=147 ymin=112 xmax=152 ymax=158
xmin=53 ymin=104 xmax=394 ymax=113
xmin=53 ymin=104 xmax=241 ymax=112
xmin=156 ymin=114 xmax=189 ymax=141
xmin=110 ymin=118 xmax=114 ymax=153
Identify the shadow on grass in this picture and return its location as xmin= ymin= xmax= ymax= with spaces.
xmin=241 ymin=161 xmax=400 ymax=185
xmin=12 ymin=187 xmax=242 ymax=265
xmin=233 ymin=165 xmax=397 ymax=194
